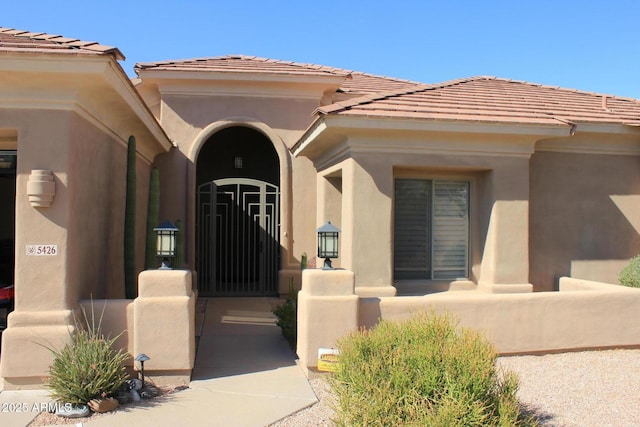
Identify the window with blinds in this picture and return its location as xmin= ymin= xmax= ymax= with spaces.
xmin=394 ymin=179 xmax=469 ymax=280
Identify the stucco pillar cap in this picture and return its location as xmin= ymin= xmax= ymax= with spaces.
xmin=301 ymin=269 xmax=355 ymax=296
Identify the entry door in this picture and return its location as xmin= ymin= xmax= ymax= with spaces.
xmin=197 ymin=178 xmax=280 ymax=296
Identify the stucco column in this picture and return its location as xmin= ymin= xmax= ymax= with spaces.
xmin=1 ymin=206 xmax=75 ymax=389
xmin=296 ymin=269 xmax=359 ymax=372
xmin=0 ymin=122 xmax=76 ymax=388
xmin=134 ymin=269 xmax=196 ymax=386
xmin=342 ymin=158 xmax=396 ymax=297
xmin=316 ymin=171 xmax=343 ymax=268
xmin=478 ymin=158 xmax=533 ymax=293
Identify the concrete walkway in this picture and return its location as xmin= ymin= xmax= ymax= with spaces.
xmin=0 ymin=297 xmax=318 ymax=427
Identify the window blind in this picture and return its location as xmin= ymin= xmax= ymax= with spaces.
xmin=393 ymin=180 xmax=431 ymax=279
xmin=433 ymin=180 xmax=469 ymax=279
xmin=394 ymin=179 xmax=469 ymax=280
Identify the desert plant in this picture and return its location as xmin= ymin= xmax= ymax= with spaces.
xmin=144 ymin=167 xmax=160 ymax=269
xmin=619 ymin=255 xmax=640 ymax=288
xmin=272 ymin=279 xmax=298 ymax=349
xmin=124 ymin=135 xmax=137 ymax=298
xmin=330 ymin=311 xmax=536 ymax=426
xmin=43 ymin=302 xmax=129 ymax=405
xmin=174 ymin=219 xmax=185 ymax=269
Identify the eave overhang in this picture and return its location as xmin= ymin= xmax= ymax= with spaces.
xmin=0 ymin=52 xmax=172 ymax=162
xmin=293 ymin=114 xmax=576 ymax=161
xmin=135 ymin=68 xmax=347 ymax=100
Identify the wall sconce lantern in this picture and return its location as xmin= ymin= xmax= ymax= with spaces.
xmin=154 ymin=220 xmax=178 ymax=269
xmin=135 ymin=353 xmax=150 ymax=385
xmin=27 ymin=169 xmax=55 ymax=207
xmin=317 ymin=221 xmax=340 ymax=270
xmin=234 ymin=156 xmax=243 ymax=169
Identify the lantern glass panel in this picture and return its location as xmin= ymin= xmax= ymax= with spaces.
xmin=318 ymin=231 xmax=339 ymax=258
xmin=157 ymin=231 xmax=175 ymax=257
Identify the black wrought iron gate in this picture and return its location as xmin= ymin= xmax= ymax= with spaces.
xmin=197 ymin=178 xmax=280 ymax=296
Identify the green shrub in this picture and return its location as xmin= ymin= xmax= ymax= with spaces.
xmin=330 ymin=311 xmax=537 ymax=427
xmin=619 ymin=255 xmax=640 ymax=288
xmin=43 ymin=303 xmax=129 ymax=405
xmin=273 ymin=299 xmax=296 ymax=348
xmin=272 ymin=280 xmax=298 ymax=349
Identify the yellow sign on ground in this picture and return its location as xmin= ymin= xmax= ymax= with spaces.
xmin=317 ymin=348 xmax=340 ymax=372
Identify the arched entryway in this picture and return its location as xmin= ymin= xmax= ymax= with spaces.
xmin=196 ymin=126 xmax=280 ymax=296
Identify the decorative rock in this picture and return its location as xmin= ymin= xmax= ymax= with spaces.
xmin=140 ymin=383 xmax=160 ymax=399
xmin=56 ymin=403 xmax=90 ymax=418
xmin=115 ymin=389 xmax=131 ymax=404
xmin=88 ymin=397 xmax=119 ymax=413
xmin=126 ymin=378 xmax=143 ymax=391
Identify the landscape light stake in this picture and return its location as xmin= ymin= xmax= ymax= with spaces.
xmin=135 ymin=353 xmax=150 ymax=385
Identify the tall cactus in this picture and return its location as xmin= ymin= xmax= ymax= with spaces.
xmin=175 ymin=219 xmax=185 ymax=269
xmin=124 ymin=136 xmax=137 ymax=299
xmin=145 ymin=168 xmax=160 ymax=269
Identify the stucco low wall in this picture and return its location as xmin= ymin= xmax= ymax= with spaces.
xmin=297 ymin=270 xmax=640 ymax=371
xmin=359 ymin=277 xmax=640 ymax=354
xmin=78 ymin=299 xmax=134 ymax=367
xmin=297 ymin=269 xmax=358 ymax=371
xmin=134 ymin=269 xmax=196 ymax=386
xmin=1 ymin=271 xmax=196 ymax=389
xmin=83 ymin=272 xmax=197 ymax=385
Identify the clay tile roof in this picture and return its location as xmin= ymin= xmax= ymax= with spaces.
xmin=135 ymin=54 xmax=422 ymax=95
xmin=0 ymin=27 xmax=124 ymax=60
xmin=338 ymin=71 xmax=422 ymax=95
xmin=135 ymin=54 xmax=349 ymax=77
xmin=317 ymin=76 xmax=640 ymax=127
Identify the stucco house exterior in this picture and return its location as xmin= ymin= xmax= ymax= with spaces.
xmin=1 ymin=26 xmax=640 ymax=387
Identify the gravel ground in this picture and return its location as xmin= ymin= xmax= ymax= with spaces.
xmin=270 ymin=349 xmax=640 ymax=427
xmin=498 ymin=349 xmax=640 ymax=427
xmin=269 ymin=376 xmax=336 ymax=427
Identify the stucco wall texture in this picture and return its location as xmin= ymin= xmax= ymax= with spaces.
xmin=530 ymin=150 xmax=640 ymax=290
xmin=147 ymin=91 xmax=322 ymax=283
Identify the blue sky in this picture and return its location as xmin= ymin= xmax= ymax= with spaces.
xmin=4 ymin=1 xmax=640 ymax=98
